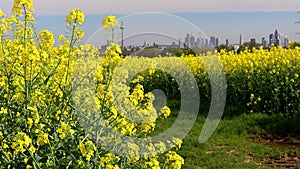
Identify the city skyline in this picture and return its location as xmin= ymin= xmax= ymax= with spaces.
xmin=1 ymin=1 xmax=300 ymax=46
xmin=114 ymin=29 xmax=290 ymax=51
xmin=25 ymin=11 xmax=300 ymax=47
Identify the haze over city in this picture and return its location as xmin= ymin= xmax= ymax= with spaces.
xmin=1 ymin=1 xmax=300 ymax=45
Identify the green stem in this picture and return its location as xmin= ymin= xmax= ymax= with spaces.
xmin=66 ymin=21 xmax=77 ymax=83
xmin=22 ymin=5 xmax=27 ymax=48
xmin=111 ymin=27 xmax=114 ymax=43
xmin=0 ymin=31 xmax=5 ymax=55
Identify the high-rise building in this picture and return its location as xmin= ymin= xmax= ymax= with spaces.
xmin=184 ymin=33 xmax=190 ymax=48
xmin=179 ymin=38 xmax=184 ymax=49
xmin=120 ymin=21 xmax=125 ymax=50
xmin=225 ymin=39 xmax=229 ymax=47
xmin=209 ymin=36 xmax=214 ymax=47
xmin=279 ymin=34 xmax=285 ymax=47
xmin=197 ymin=38 xmax=205 ymax=48
xmin=196 ymin=37 xmax=200 ymax=47
xmin=269 ymin=30 xmax=281 ymax=46
xmin=205 ymin=39 xmax=209 ymax=48
xmin=274 ymin=29 xmax=279 ymax=46
xmin=284 ymin=35 xmax=289 ymax=47
xmin=216 ymin=38 xmax=219 ymax=48
xmin=269 ymin=33 xmax=274 ymax=46
xmin=262 ymin=37 xmax=267 ymax=48
xmin=250 ymin=38 xmax=256 ymax=49
xmin=239 ymin=34 xmax=244 ymax=46
xmin=190 ymin=34 xmax=196 ymax=48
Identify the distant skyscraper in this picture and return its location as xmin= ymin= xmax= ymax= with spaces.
xmin=205 ymin=38 xmax=209 ymax=48
xmin=262 ymin=37 xmax=267 ymax=48
xmin=184 ymin=33 xmax=190 ymax=48
xmin=269 ymin=29 xmax=280 ymax=46
xmin=171 ymin=42 xmax=176 ymax=48
xmin=179 ymin=38 xmax=184 ymax=49
xmin=239 ymin=34 xmax=244 ymax=46
xmin=216 ymin=38 xmax=219 ymax=48
xmin=209 ymin=36 xmax=214 ymax=47
xmin=120 ymin=21 xmax=125 ymax=50
xmin=225 ymin=39 xmax=229 ymax=47
xmin=196 ymin=37 xmax=201 ymax=47
xmin=196 ymin=38 xmax=205 ymax=48
xmin=269 ymin=33 xmax=274 ymax=46
xmin=190 ymin=34 xmax=196 ymax=48
xmin=284 ymin=35 xmax=289 ymax=47
xmin=274 ymin=29 xmax=279 ymax=46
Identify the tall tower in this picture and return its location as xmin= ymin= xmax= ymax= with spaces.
xmin=216 ymin=38 xmax=219 ymax=48
xmin=239 ymin=34 xmax=244 ymax=46
xmin=120 ymin=21 xmax=125 ymax=50
xmin=284 ymin=35 xmax=289 ymax=47
xmin=274 ymin=29 xmax=279 ymax=46
xmin=185 ymin=33 xmax=190 ymax=48
xmin=226 ymin=39 xmax=229 ymax=47
xmin=262 ymin=37 xmax=267 ymax=48
xmin=269 ymin=33 xmax=274 ymax=46
xmin=190 ymin=33 xmax=195 ymax=48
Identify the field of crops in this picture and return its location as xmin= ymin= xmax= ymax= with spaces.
xmin=0 ymin=1 xmax=300 ymax=169
xmin=138 ymin=46 xmax=300 ymax=116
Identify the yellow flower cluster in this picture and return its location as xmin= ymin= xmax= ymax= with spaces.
xmin=0 ymin=9 xmax=6 ymax=17
xmin=102 ymin=15 xmax=119 ymax=31
xmin=66 ymin=9 xmax=85 ymax=27
xmin=11 ymin=132 xmax=32 ymax=155
xmin=56 ymin=121 xmax=75 ymax=139
xmin=131 ymin=46 xmax=300 ymax=116
xmin=12 ymin=0 xmax=35 ymax=16
xmin=35 ymin=129 xmax=50 ymax=146
xmin=78 ymin=140 xmax=96 ymax=161
xmin=37 ymin=30 xmax=55 ymax=49
xmin=0 ymin=1 xmax=185 ymax=168
xmin=144 ymin=157 xmax=160 ymax=169
xmin=164 ymin=151 xmax=184 ymax=169
xmin=161 ymin=106 xmax=171 ymax=118
xmin=99 ymin=152 xmax=120 ymax=168
xmin=218 ymin=46 xmax=300 ymax=115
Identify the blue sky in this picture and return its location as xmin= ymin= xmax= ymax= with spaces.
xmin=1 ymin=0 xmax=299 ymax=15
xmin=1 ymin=1 xmax=300 ymax=45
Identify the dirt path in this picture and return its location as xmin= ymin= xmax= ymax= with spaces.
xmin=249 ymin=134 xmax=300 ymax=168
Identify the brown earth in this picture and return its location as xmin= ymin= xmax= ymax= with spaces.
xmin=248 ymin=134 xmax=300 ymax=168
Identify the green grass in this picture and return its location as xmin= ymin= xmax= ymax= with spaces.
xmin=152 ymin=110 xmax=300 ymax=169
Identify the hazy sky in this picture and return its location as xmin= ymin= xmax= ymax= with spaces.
xmin=1 ymin=0 xmax=300 ymax=15
xmin=1 ymin=1 xmax=300 ymax=45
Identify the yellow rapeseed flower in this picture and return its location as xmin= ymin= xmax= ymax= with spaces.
xmin=24 ymin=157 xmax=29 ymax=164
xmin=26 ymin=165 xmax=32 ymax=169
xmin=12 ymin=0 xmax=35 ymax=16
xmin=29 ymin=145 xmax=36 ymax=153
xmin=0 ymin=9 xmax=6 ymax=17
xmin=0 ymin=107 xmax=8 ymax=114
xmin=66 ymin=9 xmax=85 ymax=27
xmin=161 ymin=106 xmax=171 ymax=118
xmin=102 ymin=15 xmax=119 ymax=31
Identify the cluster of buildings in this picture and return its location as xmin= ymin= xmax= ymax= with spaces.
xmin=181 ymin=29 xmax=289 ymax=50
xmin=235 ymin=29 xmax=289 ymax=49
xmin=145 ymin=29 xmax=289 ymax=50
xmin=183 ymin=33 xmax=219 ymax=49
xmin=100 ymin=29 xmax=290 ymax=52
